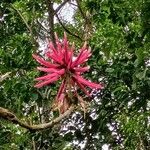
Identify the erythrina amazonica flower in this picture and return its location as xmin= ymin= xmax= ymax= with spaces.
xmin=33 ymin=33 xmax=103 ymax=113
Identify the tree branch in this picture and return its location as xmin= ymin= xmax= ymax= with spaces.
xmin=37 ymin=20 xmax=50 ymax=34
xmin=0 ymin=72 xmax=11 ymax=82
xmin=11 ymin=4 xmax=32 ymax=34
xmin=70 ymin=2 xmax=78 ymax=7
xmin=55 ymin=13 xmax=82 ymax=41
xmin=76 ymin=0 xmax=92 ymax=41
xmin=54 ymin=0 xmax=70 ymax=15
xmin=0 ymin=106 xmax=74 ymax=131
xmin=11 ymin=4 xmax=39 ymax=48
xmin=76 ymin=0 xmax=87 ymax=21
xmin=45 ymin=0 xmax=56 ymax=46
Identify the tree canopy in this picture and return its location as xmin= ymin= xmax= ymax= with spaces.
xmin=0 ymin=0 xmax=150 ymax=149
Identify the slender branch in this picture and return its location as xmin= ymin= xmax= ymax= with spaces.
xmin=76 ymin=0 xmax=87 ymax=21
xmin=70 ymin=2 xmax=78 ymax=7
xmin=37 ymin=20 xmax=50 ymax=34
xmin=54 ymin=0 xmax=70 ymax=15
xmin=11 ymin=4 xmax=32 ymax=34
xmin=11 ymin=4 xmax=39 ymax=48
xmin=0 ymin=72 xmax=11 ymax=82
xmin=55 ymin=13 xmax=82 ymax=41
xmin=76 ymin=0 xmax=92 ymax=40
xmin=0 ymin=106 xmax=74 ymax=131
xmin=32 ymin=137 xmax=36 ymax=150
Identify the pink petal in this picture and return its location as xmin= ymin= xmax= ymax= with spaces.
xmin=79 ymin=50 xmax=91 ymax=63
xmin=34 ymin=76 xmax=59 ymax=88
xmin=35 ymin=69 xmax=65 ymax=81
xmin=67 ymin=48 xmax=73 ymax=69
xmin=71 ymin=47 xmax=91 ymax=67
xmin=46 ymin=52 xmax=63 ymax=64
xmin=64 ymin=46 xmax=69 ymax=64
xmin=74 ymin=66 xmax=90 ymax=73
xmin=75 ymin=79 xmax=91 ymax=97
xmin=58 ymin=93 xmax=65 ymax=102
xmin=64 ymin=48 xmax=69 ymax=64
xmin=57 ymin=68 xmax=65 ymax=75
xmin=63 ymin=33 xmax=72 ymax=64
xmin=56 ymin=40 xmax=62 ymax=54
xmin=71 ymin=50 xmax=84 ymax=68
xmin=37 ymin=67 xmax=59 ymax=72
xmin=73 ymin=49 xmax=91 ymax=66
xmin=48 ymin=42 xmax=57 ymax=54
xmin=63 ymin=32 xmax=68 ymax=47
xmin=56 ymin=80 xmax=66 ymax=100
xmin=82 ymin=41 xmax=87 ymax=49
xmin=71 ymin=42 xmax=75 ymax=52
xmin=35 ymin=73 xmax=58 ymax=81
xmin=54 ymin=32 xmax=58 ymax=41
xmin=73 ymin=75 xmax=103 ymax=89
xmin=32 ymin=54 xmax=56 ymax=68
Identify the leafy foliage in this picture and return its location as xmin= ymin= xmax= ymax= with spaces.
xmin=0 ymin=0 xmax=150 ymax=149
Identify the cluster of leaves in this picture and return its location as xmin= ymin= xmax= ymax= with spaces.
xmin=85 ymin=0 xmax=150 ymax=149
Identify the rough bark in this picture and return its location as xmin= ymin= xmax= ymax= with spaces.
xmin=0 ymin=106 xmax=74 ymax=131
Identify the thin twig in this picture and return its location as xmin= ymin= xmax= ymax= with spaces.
xmin=76 ymin=0 xmax=87 ymax=21
xmin=70 ymin=2 xmax=78 ymax=7
xmin=76 ymin=0 xmax=92 ymax=41
xmin=54 ymin=0 xmax=70 ymax=15
xmin=11 ymin=4 xmax=32 ymax=34
xmin=37 ymin=20 xmax=50 ymax=34
xmin=11 ymin=4 xmax=39 ymax=48
xmin=55 ymin=13 xmax=82 ymax=41
xmin=45 ymin=0 xmax=56 ymax=46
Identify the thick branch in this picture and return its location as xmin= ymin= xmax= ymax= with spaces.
xmin=45 ymin=0 xmax=56 ymax=46
xmin=0 ymin=106 xmax=74 ymax=131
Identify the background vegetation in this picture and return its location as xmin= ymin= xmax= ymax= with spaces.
xmin=0 ymin=0 xmax=150 ymax=149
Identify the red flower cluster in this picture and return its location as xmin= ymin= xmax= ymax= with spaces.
xmin=33 ymin=33 xmax=103 ymax=113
